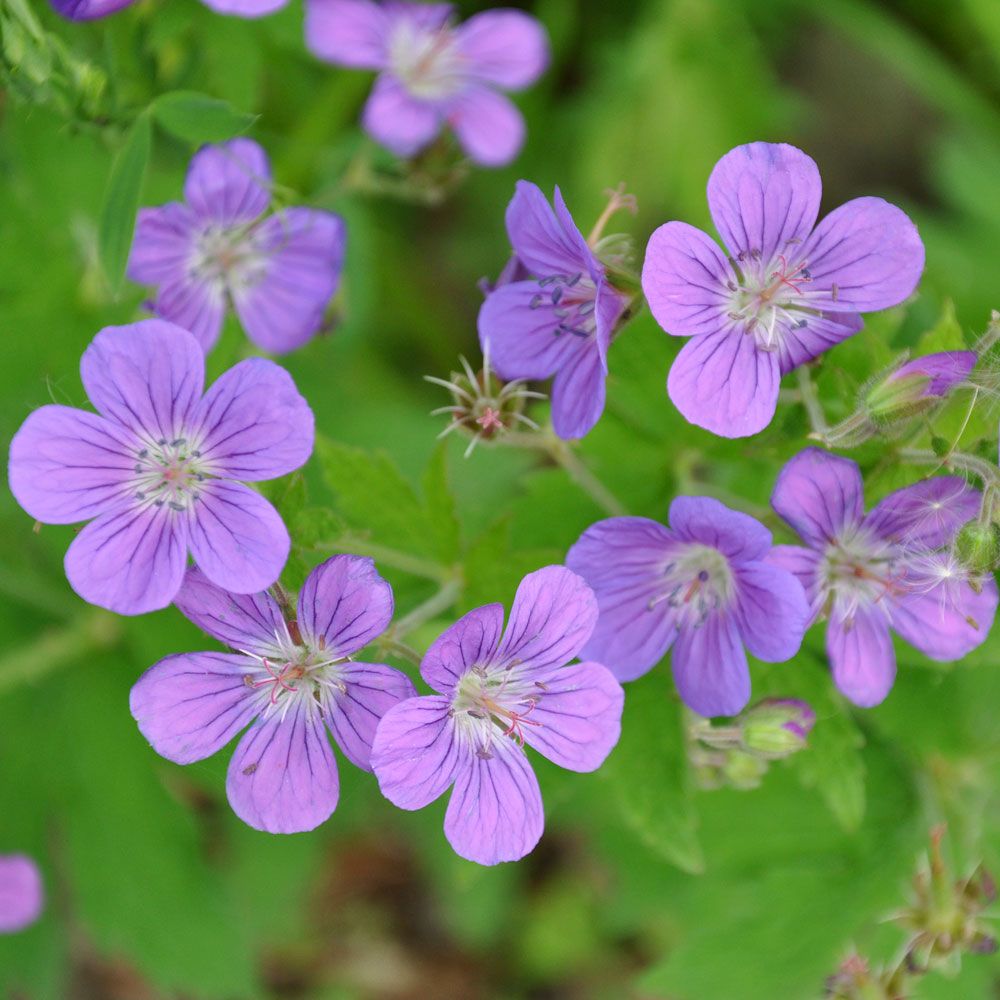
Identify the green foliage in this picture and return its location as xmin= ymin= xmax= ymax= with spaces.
xmin=151 ymin=90 xmax=256 ymax=144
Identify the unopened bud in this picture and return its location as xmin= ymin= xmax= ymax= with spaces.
xmin=739 ymin=698 xmax=815 ymax=759
xmin=864 ymin=351 xmax=976 ymax=427
xmin=954 ymin=520 xmax=1000 ymax=575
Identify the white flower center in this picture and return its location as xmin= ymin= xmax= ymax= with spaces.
xmin=131 ymin=435 xmax=211 ymax=512
xmin=450 ymin=664 xmax=545 ymax=759
xmin=189 ymin=224 xmax=268 ymax=298
xmin=820 ymin=525 xmax=900 ymax=623
xmin=649 ymin=543 xmax=734 ymax=628
xmin=388 ymin=21 xmax=464 ymax=101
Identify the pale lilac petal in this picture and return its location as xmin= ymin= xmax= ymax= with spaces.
xmin=444 ymin=736 xmax=543 ymax=865
xmin=390 ymin=2 xmax=452 ymax=31
xmin=771 ymin=447 xmax=865 ymax=549
xmin=200 ymin=0 xmax=288 ymax=15
xmin=827 ymin=608 xmax=895 ymax=708
xmin=151 ymin=275 xmax=227 ymax=354
xmin=233 ymin=208 xmax=346 ymax=354
xmin=449 ymin=86 xmax=525 ymax=168
xmin=892 ymin=351 xmax=977 ymax=396
xmin=421 ymin=604 xmax=504 ymax=695
xmin=325 ymin=662 xmax=417 ymax=771
xmin=455 ymin=9 xmax=548 ymax=89
xmin=8 ymin=405 xmax=134 ymax=524
xmin=371 ymin=696 xmax=462 ymax=809
xmin=766 ymin=544 xmax=822 ymax=619
xmin=777 ymin=311 xmax=864 ymax=374
xmin=305 ymin=0 xmax=390 ymax=68
xmin=567 ymin=516 xmax=679 ymax=682
xmin=707 ymin=142 xmax=821 ymax=263
xmin=799 ymin=197 xmax=925 ymax=312
xmin=49 ymin=0 xmax=133 ymax=19
xmin=669 ymin=496 xmax=772 ymax=562
xmin=666 ymin=327 xmax=780 ymax=438
xmin=127 ymin=204 xmax=197 ymax=285
xmin=865 ymin=476 xmax=979 ymax=550
xmin=362 ymin=76 xmax=442 ymax=158
xmin=226 ymin=701 xmax=339 ymax=834
xmin=642 ymin=222 xmax=734 ymax=337
xmin=188 ymin=481 xmax=289 ymax=595
xmin=521 ymin=661 xmax=623 ymax=772
xmin=671 ymin=613 xmax=750 ymax=717
xmin=184 ymin=139 xmax=271 ymax=226
xmin=550 ymin=339 xmax=606 ymax=440
xmin=478 ymin=280 xmax=585 ymax=381
xmin=892 ymin=576 xmax=998 ymax=661
xmin=495 ymin=565 xmax=598 ymax=673
xmin=80 ymin=320 xmax=204 ymax=441
xmin=194 ymin=358 xmax=314 ymax=481
xmin=65 ymin=503 xmax=187 ymax=615
xmin=0 ymin=856 xmax=43 ymax=934
xmin=173 ymin=566 xmax=287 ymax=656
xmin=130 ymin=652 xmax=258 ymax=765
xmin=297 ymin=555 xmax=393 ymax=657
xmin=504 ymin=180 xmax=589 ymax=277
xmin=733 ymin=561 xmax=809 ymax=661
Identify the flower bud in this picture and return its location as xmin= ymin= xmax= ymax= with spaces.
xmin=863 ymin=351 xmax=976 ymax=427
xmin=954 ymin=520 xmax=1000 ymax=575
xmin=739 ymin=698 xmax=815 ymax=759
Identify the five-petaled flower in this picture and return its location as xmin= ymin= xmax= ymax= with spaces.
xmin=370 ymin=566 xmax=623 ymax=865
xmin=8 ymin=320 xmax=314 ymax=615
xmin=769 ymin=448 xmax=998 ymax=707
xmin=305 ymin=1 xmax=549 ymax=167
xmin=642 ymin=141 xmax=925 ymax=437
xmin=478 ymin=181 xmax=629 ymax=440
xmin=566 ymin=497 xmax=810 ymax=717
xmin=128 ymin=139 xmax=346 ymax=354
xmin=50 ymin=0 xmax=288 ymax=20
xmin=0 ymin=855 xmax=43 ymax=934
xmin=130 ymin=557 xmax=415 ymax=833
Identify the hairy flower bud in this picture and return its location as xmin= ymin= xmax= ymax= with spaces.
xmin=954 ymin=520 xmax=1000 ymax=575
xmin=863 ymin=351 xmax=976 ymax=428
xmin=739 ymin=698 xmax=815 ymax=759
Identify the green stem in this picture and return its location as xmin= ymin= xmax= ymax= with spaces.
xmin=390 ymin=577 xmax=462 ymax=640
xmin=796 ymin=366 xmax=829 ymax=437
xmin=308 ymin=536 xmax=452 ymax=584
xmin=899 ymin=448 xmax=999 ymax=484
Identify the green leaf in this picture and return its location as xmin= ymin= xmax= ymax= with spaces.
xmin=152 ymin=90 xmax=256 ymax=144
xmin=98 ymin=110 xmax=151 ymax=294
xmin=604 ymin=671 xmax=703 ymax=874
xmin=918 ymin=298 xmax=967 ymax=353
xmin=421 ymin=442 xmax=461 ymax=563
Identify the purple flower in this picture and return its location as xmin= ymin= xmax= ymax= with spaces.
xmin=0 ymin=855 xmax=43 ymax=934
xmin=889 ymin=351 xmax=977 ymax=397
xmin=128 ymin=139 xmax=346 ymax=354
xmin=51 ymin=0 xmax=287 ymax=19
xmin=769 ymin=448 xmax=999 ymax=707
xmin=477 ymin=182 xmax=629 ymax=440
xmin=565 ymin=498 xmax=810 ymax=717
xmin=641 ymin=142 xmax=925 ymax=438
xmin=130 ymin=557 xmax=415 ymax=833
xmin=370 ymin=566 xmax=623 ymax=865
xmin=305 ymin=1 xmax=549 ymax=167
xmin=8 ymin=320 xmax=313 ymax=615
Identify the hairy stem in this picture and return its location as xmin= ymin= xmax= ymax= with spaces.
xmin=390 ymin=577 xmax=462 ymax=640
xmin=900 ymin=448 xmax=1000 ymax=484
xmin=796 ymin=365 xmax=829 ymax=436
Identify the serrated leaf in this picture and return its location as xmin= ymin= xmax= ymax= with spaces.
xmin=152 ymin=90 xmax=255 ymax=144
xmin=98 ymin=110 xmax=151 ymax=294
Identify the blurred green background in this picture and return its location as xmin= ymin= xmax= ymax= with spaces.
xmin=3 ymin=0 xmax=1000 ymax=996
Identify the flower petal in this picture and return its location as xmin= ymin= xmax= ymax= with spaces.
xmin=130 ymin=652 xmax=258 ymax=765
xmin=199 ymin=0 xmax=288 ymax=15
xmin=183 ymin=139 xmax=271 ymax=226
xmin=766 ymin=544 xmax=823 ymax=619
xmin=521 ymin=661 xmax=623 ymax=772
xmin=733 ymin=561 xmax=809 ymax=662
xmin=421 ymin=603 xmax=505 ymax=695
xmin=666 ymin=327 xmax=780 ymax=438
xmin=448 ymin=86 xmax=525 ymax=168
xmin=0 ymin=855 xmax=43 ymax=934
xmin=707 ymin=142 xmax=821 ymax=263
xmin=504 ymin=180 xmax=590 ymax=278
xmin=777 ymin=311 xmax=863 ymax=374
xmin=893 ymin=351 xmax=977 ymax=396
xmin=173 ymin=566 xmax=287 ymax=656
xmin=669 ymin=495 xmax=772 ymax=562
xmin=826 ymin=608 xmax=895 ymax=708
xmin=188 ymin=481 xmax=289 ymax=595
xmin=226 ymin=701 xmax=339 ymax=833
xmin=65 ymin=502 xmax=187 ymax=615
xmin=495 ymin=565 xmax=598 ymax=673
xmin=362 ymin=75 xmax=442 ymax=158
xmin=671 ymin=613 xmax=750 ymax=717
xmin=864 ymin=476 xmax=979 ymax=550
xmin=567 ymin=516 xmax=679 ymax=682
xmin=8 ymin=405 xmax=134 ymax=524
xmin=891 ymin=576 xmax=998 ymax=662
xmin=194 ymin=357 xmax=315 ymax=481
xmin=455 ymin=9 xmax=549 ymax=89
xmin=127 ymin=203 xmax=197 ymax=285
xmin=549 ymin=337 xmax=607 ymax=440
xmin=304 ymin=0 xmax=390 ymax=69
xmin=50 ymin=0 xmax=133 ymax=19
xmin=297 ymin=555 xmax=393 ymax=657
xmin=371 ymin=696 xmax=461 ymax=809
xmin=799 ymin=197 xmax=925 ymax=312
xmin=151 ymin=274 xmax=227 ymax=354
xmin=444 ymin=735 xmax=544 ymax=865
xmin=642 ymin=221 xmax=734 ymax=337
xmin=233 ymin=208 xmax=346 ymax=354
xmin=771 ymin=447 xmax=865 ymax=549
xmin=324 ymin=662 xmax=417 ymax=771
xmin=80 ymin=320 xmax=204 ymax=442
